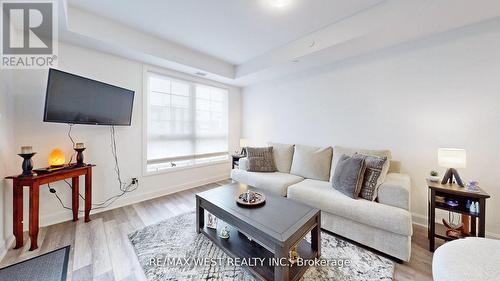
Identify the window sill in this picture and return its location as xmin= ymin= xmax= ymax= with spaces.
xmin=143 ymin=159 xmax=230 ymax=177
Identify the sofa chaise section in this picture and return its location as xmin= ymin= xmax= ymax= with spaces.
xmin=287 ymin=177 xmax=412 ymax=261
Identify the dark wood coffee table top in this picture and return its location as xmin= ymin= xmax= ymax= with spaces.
xmin=196 ymin=182 xmax=319 ymax=242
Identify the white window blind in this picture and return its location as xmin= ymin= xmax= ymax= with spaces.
xmin=146 ymin=72 xmax=228 ymax=171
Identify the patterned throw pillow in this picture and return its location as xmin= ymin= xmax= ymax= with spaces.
xmin=247 ymin=147 xmax=277 ymax=172
xmin=332 ymin=154 xmax=366 ymax=199
xmin=353 ymin=153 xmax=388 ymax=201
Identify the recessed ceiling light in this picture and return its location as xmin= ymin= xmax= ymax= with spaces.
xmin=269 ymin=0 xmax=291 ymax=8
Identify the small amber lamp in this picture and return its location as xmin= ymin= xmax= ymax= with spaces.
xmin=48 ymin=148 xmax=65 ymax=167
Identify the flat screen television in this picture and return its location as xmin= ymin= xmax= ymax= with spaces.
xmin=44 ymin=69 xmax=135 ymax=126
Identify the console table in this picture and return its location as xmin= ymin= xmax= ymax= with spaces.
xmin=5 ymin=164 xmax=94 ymax=251
xmin=427 ymin=179 xmax=490 ymax=252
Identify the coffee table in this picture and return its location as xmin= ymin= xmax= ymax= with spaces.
xmin=196 ymin=182 xmax=321 ymax=281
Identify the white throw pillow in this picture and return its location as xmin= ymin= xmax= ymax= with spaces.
xmin=330 ymin=146 xmax=392 ymax=193
xmin=290 ymin=145 xmax=333 ymax=181
xmin=269 ymin=142 xmax=294 ymax=173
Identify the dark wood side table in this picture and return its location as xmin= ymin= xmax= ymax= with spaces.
xmin=5 ymin=164 xmax=95 ymax=251
xmin=427 ymin=179 xmax=490 ymax=252
xmin=231 ymin=154 xmax=245 ymax=169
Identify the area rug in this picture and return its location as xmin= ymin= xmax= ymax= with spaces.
xmin=129 ymin=212 xmax=394 ymax=281
xmin=0 ymin=245 xmax=70 ymax=281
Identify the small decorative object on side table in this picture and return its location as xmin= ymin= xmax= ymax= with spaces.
xmin=74 ymin=142 xmax=86 ymax=166
xmin=231 ymin=154 xmax=245 ymax=169
xmin=429 ymin=170 xmax=440 ymax=183
xmin=427 ymin=179 xmax=490 ymax=252
xmin=48 ymin=148 xmax=66 ymax=168
xmin=18 ymin=146 xmax=36 ymax=176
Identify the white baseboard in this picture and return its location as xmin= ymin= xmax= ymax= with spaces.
xmin=0 ymin=236 xmax=15 ymax=262
xmin=412 ymin=212 xmax=428 ymax=228
xmin=412 ymin=212 xmax=500 ymax=239
xmin=37 ymin=173 xmax=229 ymax=228
xmin=0 ymin=241 xmax=7 ymax=261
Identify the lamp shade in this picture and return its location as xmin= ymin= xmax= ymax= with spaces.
xmin=240 ymin=138 xmax=249 ymax=148
xmin=438 ymin=148 xmax=466 ymax=168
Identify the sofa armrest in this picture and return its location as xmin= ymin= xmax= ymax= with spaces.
xmin=377 ymin=173 xmax=411 ymax=210
xmin=238 ymin=157 xmax=249 ymax=171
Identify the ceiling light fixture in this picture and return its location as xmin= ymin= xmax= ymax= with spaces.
xmin=269 ymin=0 xmax=291 ymax=8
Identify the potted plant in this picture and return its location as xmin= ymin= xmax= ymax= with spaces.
xmin=429 ymin=170 xmax=440 ymax=182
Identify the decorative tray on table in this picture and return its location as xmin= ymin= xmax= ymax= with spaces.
xmin=236 ymin=191 xmax=266 ymax=207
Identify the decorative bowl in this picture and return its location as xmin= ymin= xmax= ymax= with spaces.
xmin=236 ymin=191 xmax=266 ymax=207
xmin=445 ymin=199 xmax=459 ymax=207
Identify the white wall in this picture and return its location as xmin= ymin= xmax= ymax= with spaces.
xmin=2 ymin=42 xmax=241 ymax=236
xmin=242 ymin=19 xmax=500 ymax=237
xmin=0 ymin=69 xmax=16 ymax=256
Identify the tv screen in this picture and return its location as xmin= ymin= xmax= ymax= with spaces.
xmin=44 ymin=69 xmax=135 ymax=126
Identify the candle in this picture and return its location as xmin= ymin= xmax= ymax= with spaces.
xmin=74 ymin=143 xmax=85 ymax=149
xmin=21 ymin=146 xmax=33 ymax=154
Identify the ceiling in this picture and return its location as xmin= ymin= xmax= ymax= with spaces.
xmin=67 ymin=0 xmax=383 ymax=64
xmin=61 ymin=0 xmax=500 ymax=86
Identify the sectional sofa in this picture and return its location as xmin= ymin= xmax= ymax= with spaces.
xmin=231 ymin=144 xmax=413 ymax=262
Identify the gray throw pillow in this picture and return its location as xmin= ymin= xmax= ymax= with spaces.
xmin=247 ymin=147 xmax=277 ymax=172
xmin=353 ymin=153 xmax=388 ymax=201
xmin=332 ymin=154 xmax=366 ymax=199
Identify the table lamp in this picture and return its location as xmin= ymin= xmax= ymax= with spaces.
xmin=438 ymin=148 xmax=466 ymax=187
xmin=48 ymin=148 xmax=66 ymax=167
xmin=240 ymin=138 xmax=249 ymax=156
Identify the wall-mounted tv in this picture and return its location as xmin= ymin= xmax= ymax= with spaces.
xmin=44 ymin=69 xmax=135 ymax=126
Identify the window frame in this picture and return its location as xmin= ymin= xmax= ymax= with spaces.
xmin=142 ymin=66 xmax=230 ymax=176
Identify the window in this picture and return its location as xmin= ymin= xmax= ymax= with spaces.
xmin=146 ymin=72 xmax=229 ymax=172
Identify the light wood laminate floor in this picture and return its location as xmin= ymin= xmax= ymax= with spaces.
xmin=0 ymin=180 xmax=440 ymax=280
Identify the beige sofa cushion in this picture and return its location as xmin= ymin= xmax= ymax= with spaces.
xmin=231 ymin=169 xmax=304 ymax=196
xmin=269 ymin=143 xmax=294 ymax=173
xmin=287 ymin=179 xmax=412 ymax=236
xmin=377 ymin=173 xmax=411 ymax=210
xmin=290 ymin=145 xmax=332 ymax=181
xmin=321 ymin=211 xmax=412 ymax=261
xmin=330 ymin=146 xmax=392 ymax=193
